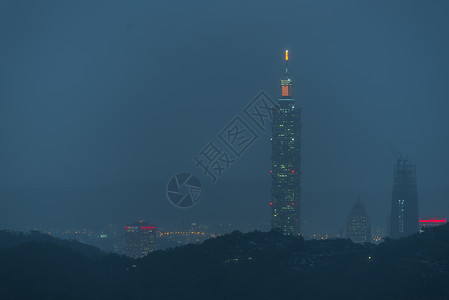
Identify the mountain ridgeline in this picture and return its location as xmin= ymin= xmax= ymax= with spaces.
xmin=0 ymin=225 xmax=448 ymax=299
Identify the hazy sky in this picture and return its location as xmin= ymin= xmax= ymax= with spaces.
xmin=1 ymin=0 xmax=448 ymax=236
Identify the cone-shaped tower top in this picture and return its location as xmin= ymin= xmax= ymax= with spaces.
xmin=281 ymin=49 xmax=292 ymax=97
xmin=349 ymin=199 xmax=368 ymax=217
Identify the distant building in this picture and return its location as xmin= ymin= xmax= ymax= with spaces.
xmin=419 ymin=218 xmax=447 ymax=233
xmin=271 ymin=50 xmax=301 ymax=236
xmin=389 ymin=158 xmax=419 ymax=238
xmin=346 ymin=200 xmax=371 ymax=243
xmin=124 ymin=221 xmax=156 ymax=258
xmin=371 ymin=227 xmax=384 ymax=244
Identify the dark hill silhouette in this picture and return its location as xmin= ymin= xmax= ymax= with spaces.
xmin=0 ymin=230 xmax=104 ymax=258
xmin=0 ymin=225 xmax=448 ymax=299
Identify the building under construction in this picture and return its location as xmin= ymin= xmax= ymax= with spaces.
xmin=389 ymin=158 xmax=419 ymax=238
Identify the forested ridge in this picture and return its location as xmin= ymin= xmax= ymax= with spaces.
xmin=0 ymin=224 xmax=448 ymax=300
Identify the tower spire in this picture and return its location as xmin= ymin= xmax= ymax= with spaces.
xmin=280 ymin=49 xmax=292 ymax=97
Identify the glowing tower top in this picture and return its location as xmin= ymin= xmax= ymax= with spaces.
xmin=280 ymin=50 xmax=293 ymax=97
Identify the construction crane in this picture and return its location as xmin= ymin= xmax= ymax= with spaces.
xmin=331 ymin=217 xmax=344 ymax=238
xmin=386 ymin=142 xmax=407 ymax=161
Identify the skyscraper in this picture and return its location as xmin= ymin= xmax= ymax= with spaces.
xmin=346 ymin=199 xmax=371 ymax=243
xmin=270 ymin=50 xmax=301 ymax=235
xmin=124 ymin=220 xmax=157 ymax=258
xmin=389 ymin=158 xmax=419 ymax=238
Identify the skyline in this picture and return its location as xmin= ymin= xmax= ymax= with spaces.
xmin=1 ymin=0 xmax=449 ymax=238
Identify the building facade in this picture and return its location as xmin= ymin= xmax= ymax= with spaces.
xmin=270 ymin=50 xmax=301 ymax=235
xmin=124 ymin=220 xmax=157 ymax=258
xmin=389 ymin=159 xmax=419 ymax=238
xmin=419 ymin=218 xmax=447 ymax=233
xmin=346 ymin=200 xmax=371 ymax=243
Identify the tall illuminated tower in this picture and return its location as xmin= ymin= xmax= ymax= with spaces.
xmin=270 ymin=50 xmax=301 ymax=235
xmin=389 ymin=158 xmax=419 ymax=238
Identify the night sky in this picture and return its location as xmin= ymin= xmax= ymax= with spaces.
xmin=1 ymin=0 xmax=448 ymax=237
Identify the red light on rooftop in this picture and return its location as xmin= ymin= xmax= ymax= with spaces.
xmin=291 ymin=170 xmax=295 ymax=173
xmin=419 ymin=219 xmax=447 ymax=223
xmin=140 ymin=226 xmax=156 ymax=230
xmin=269 ymin=202 xmax=273 ymax=205
xmin=270 ymin=170 xmax=272 ymax=173
xmin=291 ymin=203 xmax=294 ymax=205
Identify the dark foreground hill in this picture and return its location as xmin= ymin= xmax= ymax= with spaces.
xmin=0 ymin=225 xmax=448 ymax=300
xmin=0 ymin=230 xmax=103 ymax=258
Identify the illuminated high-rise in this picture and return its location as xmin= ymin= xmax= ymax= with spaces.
xmin=346 ymin=200 xmax=371 ymax=243
xmin=270 ymin=50 xmax=301 ymax=235
xmin=419 ymin=218 xmax=447 ymax=232
xmin=124 ymin=220 xmax=157 ymax=258
xmin=389 ymin=158 xmax=419 ymax=238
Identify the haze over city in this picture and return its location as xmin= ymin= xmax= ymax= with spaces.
xmin=2 ymin=1 xmax=449 ymax=299
xmin=1 ymin=0 xmax=449 ymax=242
